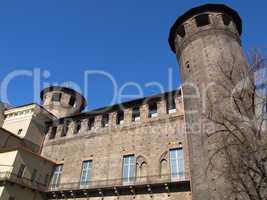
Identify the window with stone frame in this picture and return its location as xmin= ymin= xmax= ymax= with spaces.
xmin=166 ymin=95 xmax=176 ymax=114
xmin=148 ymin=102 xmax=158 ymax=118
xmin=122 ymin=155 xmax=135 ymax=184
xmin=69 ymin=96 xmax=76 ymax=107
xmin=50 ymin=164 xmax=63 ymax=189
xmin=132 ymin=106 xmax=140 ymax=121
xmin=116 ymin=110 xmax=124 ymax=125
xmin=49 ymin=127 xmax=57 ymax=139
xmin=170 ymin=148 xmax=185 ymax=181
xmin=74 ymin=121 xmax=82 ymax=134
xmin=52 ymin=93 xmax=62 ymax=102
xmin=101 ymin=114 xmax=109 ymax=127
xmin=88 ymin=117 xmax=95 ymax=130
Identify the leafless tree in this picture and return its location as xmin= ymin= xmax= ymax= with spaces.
xmin=205 ymin=52 xmax=267 ymax=200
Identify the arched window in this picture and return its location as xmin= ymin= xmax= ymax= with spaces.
xmin=160 ymin=159 xmax=168 ymax=177
xmin=136 ymin=156 xmax=148 ymax=182
xmin=140 ymin=162 xmax=147 ymax=177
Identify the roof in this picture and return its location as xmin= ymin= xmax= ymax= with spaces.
xmin=40 ymin=86 xmax=87 ymax=111
xmin=168 ymin=4 xmax=242 ymax=53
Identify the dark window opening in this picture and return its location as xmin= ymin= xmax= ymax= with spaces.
xmin=101 ymin=114 xmax=109 ymax=127
xmin=116 ymin=110 xmax=124 ymax=125
xmin=132 ymin=107 xmax=140 ymax=121
xmin=177 ymin=25 xmax=186 ymax=38
xmin=49 ymin=127 xmax=57 ymax=139
xmin=88 ymin=117 xmax=95 ymax=130
xmin=52 ymin=93 xmax=62 ymax=102
xmin=75 ymin=121 xmax=81 ymax=134
xmin=17 ymin=129 xmax=23 ymax=135
xmin=62 ymin=123 xmax=69 ymax=137
xmin=222 ymin=14 xmax=231 ymax=26
xmin=44 ymin=174 xmax=50 ymax=186
xmin=195 ymin=14 xmax=210 ymax=27
xmin=31 ymin=169 xmax=37 ymax=182
xmin=69 ymin=96 xmax=76 ymax=107
xmin=17 ymin=164 xmax=25 ymax=178
xmin=148 ymin=102 xmax=158 ymax=118
xmin=167 ymin=95 xmax=176 ymax=113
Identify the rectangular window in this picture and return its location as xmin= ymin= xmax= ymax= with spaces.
xmin=123 ymin=155 xmax=135 ymax=184
xmin=52 ymin=93 xmax=62 ymax=102
xmin=31 ymin=169 xmax=37 ymax=182
xmin=132 ymin=107 xmax=140 ymax=121
xmin=80 ymin=160 xmax=92 ymax=188
xmin=50 ymin=164 xmax=63 ymax=189
xmin=222 ymin=14 xmax=231 ymax=26
xmin=62 ymin=122 xmax=69 ymax=137
xmin=74 ymin=121 xmax=81 ymax=134
xmin=170 ymin=149 xmax=185 ymax=181
xmin=49 ymin=127 xmax=57 ymax=139
xmin=167 ymin=95 xmax=176 ymax=114
xmin=116 ymin=110 xmax=124 ymax=125
xmin=148 ymin=102 xmax=158 ymax=118
xmin=88 ymin=117 xmax=95 ymax=130
xmin=101 ymin=114 xmax=109 ymax=127
xmin=195 ymin=14 xmax=210 ymax=27
xmin=177 ymin=25 xmax=185 ymax=38
xmin=17 ymin=164 xmax=25 ymax=178
xmin=69 ymin=96 xmax=76 ymax=107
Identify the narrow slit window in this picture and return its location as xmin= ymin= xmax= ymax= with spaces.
xmin=195 ymin=14 xmax=210 ymax=27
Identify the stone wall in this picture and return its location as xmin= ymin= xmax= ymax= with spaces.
xmin=42 ymin=92 xmax=191 ymax=199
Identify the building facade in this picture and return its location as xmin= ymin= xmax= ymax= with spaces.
xmin=0 ymin=3 xmax=254 ymax=200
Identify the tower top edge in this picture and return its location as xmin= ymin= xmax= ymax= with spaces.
xmin=168 ymin=4 xmax=242 ymax=53
xmin=40 ymin=86 xmax=87 ymax=111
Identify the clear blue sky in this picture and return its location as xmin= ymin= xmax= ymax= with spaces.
xmin=0 ymin=0 xmax=266 ymax=110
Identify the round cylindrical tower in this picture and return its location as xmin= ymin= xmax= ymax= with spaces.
xmin=169 ymin=4 xmax=249 ymax=200
xmin=40 ymin=86 xmax=87 ymax=118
